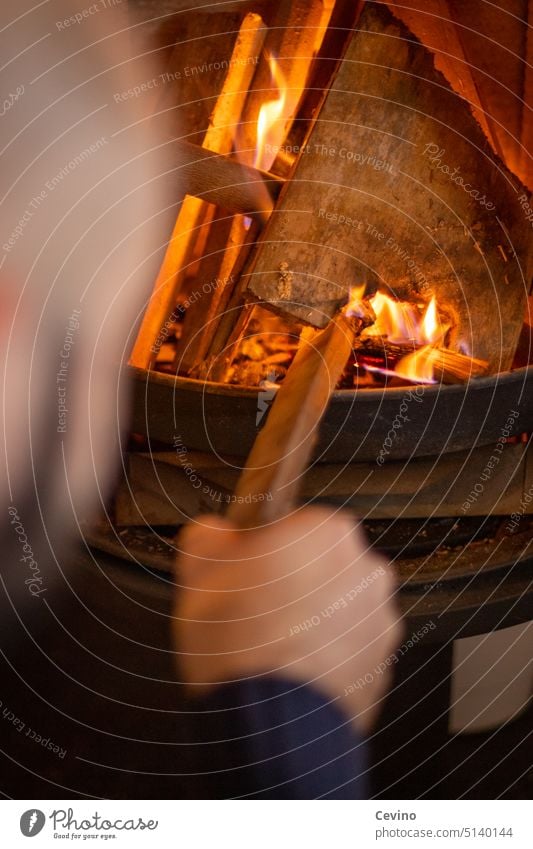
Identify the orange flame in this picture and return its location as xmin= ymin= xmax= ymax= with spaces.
xmin=254 ymin=54 xmax=290 ymax=172
xmin=347 ymin=286 xmax=450 ymax=383
xmin=395 ymin=345 xmax=440 ymax=382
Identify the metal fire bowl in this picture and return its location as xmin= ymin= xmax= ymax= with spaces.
xmin=127 ymin=364 xmax=533 ymax=463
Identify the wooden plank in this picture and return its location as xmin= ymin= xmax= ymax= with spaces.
xmin=129 ymin=13 xmax=266 ymax=370
xmin=171 ymin=139 xmax=282 ymax=216
xmin=386 ymin=0 xmax=498 ymax=150
xmin=203 ymin=300 xmax=257 ymax=382
xmin=150 ymin=10 xmax=261 ymax=144
xmin=179 ymin=217 xmax=262 ymax=377
xmin=237 ymin=0 xmax=326 ymax=168
xmin=173 ymin=1 xmax=334 ymax=378
xmin=244 ymin=4 xmax=532 ymax=373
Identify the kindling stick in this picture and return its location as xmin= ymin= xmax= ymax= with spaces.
xmin=227 ymin=307 xmax=374 ymax=528
xmin=175 ymin=139 xmax=283 ymax=220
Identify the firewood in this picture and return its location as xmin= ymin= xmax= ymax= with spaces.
xmin=431 ymin=349 xmax=488 ymax=384
xmin=244 ymin=3 xmax=531 ymax=373
xmin=173 ymin=215 xmax=260 ymax=376
xmin=353 ymin=337 xmax=488 ymax=384
xmin=237 ymin=0 xmax=326 ymax=168
xmin=203 ymin=302 xmax=257 ymax=383
xmin=129 ymin=12 xmax=266 ymax=370
xmin=193 ymin=0 xmax=335 ymax=381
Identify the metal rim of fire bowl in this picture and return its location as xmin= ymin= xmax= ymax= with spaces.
xmin=127 ymin=364 xmax=533 ymax=463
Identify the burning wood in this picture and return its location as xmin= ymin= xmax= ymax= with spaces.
xmin=345 ymin=286 xmax=488 ymax=385
xmin=134 ymin=0 xmax=528 ymax=395
xmin=243 ymin=3 xmax=531 ymax=373
xmin=214 ymin=288 xmax=487 ymax=388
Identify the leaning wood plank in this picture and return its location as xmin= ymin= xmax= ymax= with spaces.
xmin=237 ymin=0 xmax=326 ymax=167
xmin=177 ymin=217 xmax=261 ymax=377
xmin=152 ymin=10 xmax=264 ymax=145
xmin=227 ymin=313 xmax=357 ymax=528
xmin=175 ymin=0 xmax=331 ymax=379
xmin=245 ymin=4 xmax=532 ymax=373
xmin=129 ymin=13 xmax=266 ymax=370
xmin=386 ymin=0 xmax=497 ymax=151
xmin=203 ymin=1 xmax=366 ymax=367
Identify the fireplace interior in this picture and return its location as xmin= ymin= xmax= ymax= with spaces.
xmin=90 ymin=0 xmax=532 ymax=531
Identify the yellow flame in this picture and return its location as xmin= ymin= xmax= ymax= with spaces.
xmin=345 ymin=284 xmax=367 ymax=317
xmin=346 ymin=286 xmax=450 ymax=383
xmin=395 ymin=345 xmax=439 ymax=383
xmin=254 ymin=54 xmax=289 ymax=172
xmin=421 ymin=296 xmax=442 ymax=345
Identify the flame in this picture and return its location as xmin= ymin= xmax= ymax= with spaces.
xmin=346 ymin=286 xmax=450 ymax=383
xmin=362 ymin=292 xmax=446 ymax=346
xmin=395 ymin=345 xmax=440 ymax=383
xmin=254 ymin=54 xmax=289 ymax=172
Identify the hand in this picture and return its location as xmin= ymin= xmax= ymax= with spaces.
xmin=174 ymin=507 xmax=403 ymax=732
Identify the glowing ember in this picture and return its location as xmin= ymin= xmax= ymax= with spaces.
xmin=346 ymin=286 xmax=451 ymax=383
xmin=254 ymin=54 xmax=292 ymax=172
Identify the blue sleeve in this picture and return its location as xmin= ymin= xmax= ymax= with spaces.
xmin=187 ymin=677 xmax=368 ymax=799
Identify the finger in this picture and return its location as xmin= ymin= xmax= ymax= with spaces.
xmin=175 ymin=514 xmax=238 ymax=572
xmin=178 ymin=514 xmax=237 ymax=550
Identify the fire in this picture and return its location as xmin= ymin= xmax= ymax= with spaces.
xmin=346 ymin=286 xmax=450 ymax=383
xmin=395 ymin=345 xmax=440 ymax=382
xmin=358 ymin=291 xmax=447 ymax=347
xmin=254 ymin=54 xmax=291 ymax=172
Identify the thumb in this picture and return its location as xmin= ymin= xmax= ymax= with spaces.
xmin=175 ymin=514 xmax=238 ymax=573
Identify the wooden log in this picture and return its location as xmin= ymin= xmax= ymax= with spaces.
xmin=269 ymin=0 xmax=365 ymax=177
xmin=169 ymin=0 xmax=331 ymax=381
xmin=244 ymin=4 xmax=532 ymax=373
xmin=171 ymin=208 xmax=236 ymax=376
xmin=180 ymin=218 xmax=262 ymax=378
xmin=149 ymin=10 xmax=263 ymax=144
xmin=188 ymin=0 xmax=335 ymax=377
xmin=203 ymin=301 xmax=258 ymax=383
xmin=431 ymin=348 xmax=488 ymax=384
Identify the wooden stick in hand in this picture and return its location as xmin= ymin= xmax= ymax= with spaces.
xmin=227 ymin=311 xmax=370 ymax=528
